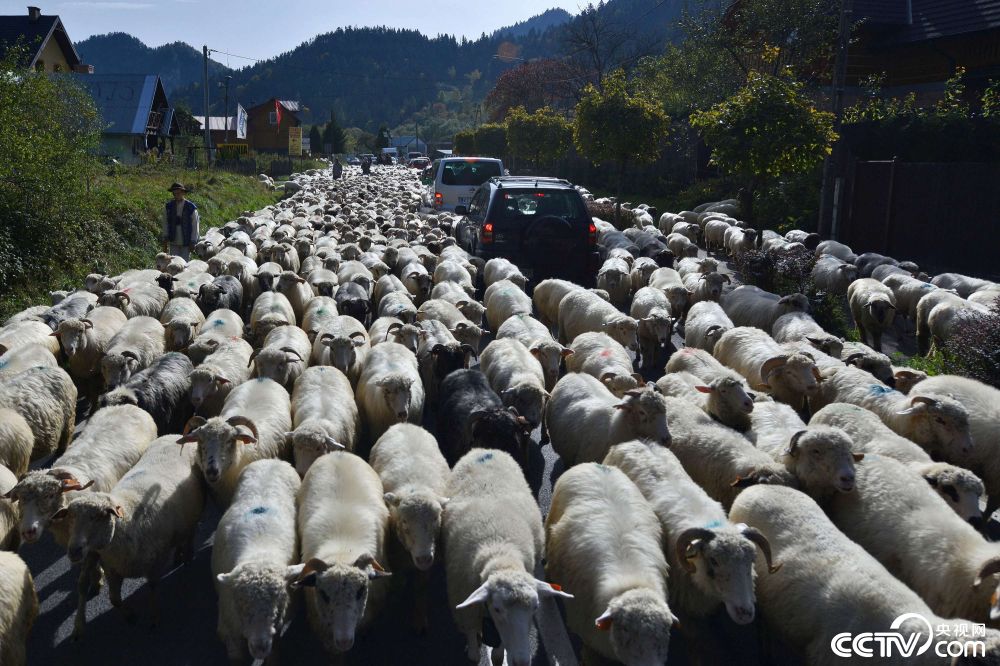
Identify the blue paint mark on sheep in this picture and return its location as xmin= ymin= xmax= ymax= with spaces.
xmin=211 ymin=319 xmax=225 ymax=327
xmin=249 ymin=506 xmax=268 ymax=515
xmin=703 ymin=519 xmax=723 ymax=529
xmin=868 ymin=384 xmax=896 ymax=397
xmin=476 ymin=453 xmax=494 ymax=463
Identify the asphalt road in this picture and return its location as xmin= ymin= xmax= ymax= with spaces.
xmin=18 ymin=247 xmax=862 ymax=666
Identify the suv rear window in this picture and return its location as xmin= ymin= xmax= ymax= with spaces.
xmin=441 ymin=160 xmax=502 ymax=186
xmin=494 ymin=190 xmax=587 ymax=221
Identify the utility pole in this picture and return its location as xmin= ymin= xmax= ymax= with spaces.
xmin=415 ymin=119 xmax=419 ymax=156
xmin=202 ymin=45 xmax=211 ymax=162
xmin=818 ymin=0 xmax=853 ymax=239
xmin=220 ymin=74 xmax=233 ymax=143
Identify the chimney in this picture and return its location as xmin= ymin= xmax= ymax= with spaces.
xmin=28 ymin=6 xmax=41 ymax=22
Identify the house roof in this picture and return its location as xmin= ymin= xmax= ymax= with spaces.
xmin=854 ymin=0 xmax=1000 ymax=42
xmin=391 ymin=136 xmax=427 ymax=148
xmin=73 ymin=73 xmax=174 ymax=136
xmin=249 ymin=98 xmax=301 ymax=115
xmin=0 ymin=13 xmax=82 ymax=68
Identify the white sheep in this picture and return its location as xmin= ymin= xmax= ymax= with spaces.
xmin=212 ymin=459 xmax=301 ymax=663
xmin=369 ymin=318 xmax=422 ymax=353
xmin=545 ymin=374 xmax=670 ymax=465
xmin=914 ymin=288 xmax=967 ymax=356
xmin=0 ymin=366 xmax=77 ymax=462
xmin=891 ymin=365 xmax=927 ymax=394
xmin=545 ymin=462 xmax=675 ymax=665
xmin=52 ymin=307 xmax=127 ymax=396
xmin=912 ymin=375 xmax=1000 ymax=518
xmin=355 ymin=342 xmax=424 ymax=444
xmin=880 ymin=273 xmax=937 ymax=320
xmin=480 ymin=337 xmax=549 ymax=427
xmin=310 ymin=315 xmax=369 ymax=385
xmin=101 ymin=316 xmax=165 ymax=389
xmin=925 ymin=296 xmax=989 ymax=356
xmin=557 ymin=289 xmax=639 ymax=351
xmin=56 ymin=436 xmax=204 ymax=636
xmin=714 ymin=327 xmax=820 ymax=411
xmin=98 ymin=283 xmax=169 ymax=319
xmin=683 ymin=301 xmax=733 ymax=354
xmin=647 ymin=267 xmax=691 ymax=321
xmin=931 ymin=272 xmax=997 ymax=298
xmin=430 ymin=282 xmax=486 ymax=325
xmin=629 ymin=286 xmax=675 ymax=371
xmin=432 ymin=260 xmax=477 ymax=298
xmin=839 ymin=340 xmax=895 ymax=386
xmin=564 ymin=331 xmax=643 ymax=398
xmin=293 ymin=451 xmax=391 ymax=655
xmin=810 ymin=255 xmax=858 ymax=295
xmin=484 ymin=279 xmax=532 ymax=332
xmin=702 ymin=219 xmax=731 ymax=253
xmin=0 ymin=320 xmax=60 ymax=357
xmin=596 ymin=257 xmax=632 ymax=308
xmin=416 ymin=299 xmax=484 ymax=349
xmin=683 ymin=270 xmax=730 ymax=305
xmin=665 ymin=346 xmax=754 ymax=391
xmin=629 ymin=257 xmax=659 ymax=293
xmin=605 ymin=441 xmax=778 ymax=624
xmin=771 ymin=311 xmax=844 ymax=359
xmin=0 ymin=464 xmax=19 ymax=550
xmin=729 ymin=484 xmax=1000 ymax=666
xmin=827 ymin=454 xmax=1000 ymax=628
xmin=722 ymin=286 xmax=809 ymax=332
xmin=484 ymin=258 xmax=527 ymax=291
xmin=0 ymin=551 xmax=38 ymax=666
xmin=847 ymin=278 xmax=896 ymax=352
xmin=177 ymin=378 xmax=292 ymax=506
xmin=666 ymin=232 xmax=698 ymax=258
xmin=250 ymin=291 xmax=297 ymax=345
xmin=660 ymin=396 xmax=793 ymax=509
xmin=532 ymin=278 xmax=583 ymax=326
xmin=0 ymin=409 xmax=33 ymax=479
xmin=249 ymin=324 xmax=311 ymax=390
xmin=655 ymin=371 xmax=755 ymax=432
xmin=0 ymin=343 xmax=57 ymax=379
xmin=723 ymin=226 xmax=757 ymax=257
xmin=495 ymin=314 xmax=568 ymax=391
xmin=444 ymin=449 xmax=571 ymax=666
xmin=189 ymin=338 xmax=254 ymax=417
xmin=288 ymin=365 xmax=357 ymax=475
xmin=369 ymin=424 xmax=449 ymax=571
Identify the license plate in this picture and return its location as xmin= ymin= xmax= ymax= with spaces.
xmin=458 ymin=197 xmax=470 ymax=204
xmin=494 ymin=233 xmax=507 ymax=242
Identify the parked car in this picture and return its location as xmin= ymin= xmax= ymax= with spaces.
xmin=407 ymin=151 xmax=424 ymax=161
xmin=429 ymin=157 xmax=504 ymax=212
xmin=453 ymin=176 xmax=599 ymax=285
xmin=346 ymin=156 xmax=361 ymax=165
xmin=408 ymin=157 xmax=430 ymax=170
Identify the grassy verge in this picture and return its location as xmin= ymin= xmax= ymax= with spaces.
xmin=0 ymin=166 xmax=280 ymax=321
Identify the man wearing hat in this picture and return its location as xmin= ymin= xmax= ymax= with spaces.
xmin=162 ymin=182 xmax=200 ymax=260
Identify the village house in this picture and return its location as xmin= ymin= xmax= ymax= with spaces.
xmin=246 ymin=98 xmax=302 ymax=153
xmin=0 ymin=5 xmax=92 ymax=72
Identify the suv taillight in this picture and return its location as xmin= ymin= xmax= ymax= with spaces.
xmin=434 ymin=192 xmax=442 ymax=207
xmin=480 ymin=222 xmax=494 ymax=244
xmin=588 ymin=222 xmax=597 ymax=246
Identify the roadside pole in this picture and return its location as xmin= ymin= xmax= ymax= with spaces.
xmin=202 ymin=45 xmax=211 ymax=165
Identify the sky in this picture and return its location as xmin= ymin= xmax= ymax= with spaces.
xmin=3 ymin=0 xmax=582 ymax=61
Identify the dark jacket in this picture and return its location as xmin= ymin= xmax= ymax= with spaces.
xmin=163 ymin=199 xmax=200 ymax=246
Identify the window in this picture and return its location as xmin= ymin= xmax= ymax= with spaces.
xmin=269 ymin=111 xmax=278 ymax=125
xmin=468 ymin=188 xmax=488 ymax=217
xmin=441 ymin=160 xmax=502 ymax=186
xmin=495 ymin=190 xmax=586 ymax=221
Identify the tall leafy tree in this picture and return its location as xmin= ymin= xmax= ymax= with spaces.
xmin=473 ymin=124 xmax=507 ymax=158
xmin=308 ymin=125 xmax=323 ymax=154
xmin=453 ymin=130 xmax=476 ymax=155
xmin=505 ymin=106 xmax=572 ymax=168
xmin=689 ymin=71 xmax=837 ymax=223
xmin=484 ymin=59 xmax=580 ymax=121
xmin=323 ymin=113 xmax=347 ymax=153
xmin=574 ymin=69 xmax=670 ymax=225
xmin=375 ymin=125 xmax=391 ymax=151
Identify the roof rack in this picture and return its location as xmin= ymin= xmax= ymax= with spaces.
xmin=489 ymin=176 xmax=573 ymax=188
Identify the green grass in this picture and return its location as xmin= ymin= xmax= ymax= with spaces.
xmin=890 ymin=350 xmax=947 ymax=377
xmin=0 ymin=165 xmax=280 ymax=321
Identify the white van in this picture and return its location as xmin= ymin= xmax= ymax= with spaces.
xmin=430 ymin=157 xmax=504 ymax=212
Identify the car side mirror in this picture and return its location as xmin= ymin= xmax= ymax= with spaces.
xmin=454 ymin=205 xmax=468 ymax=216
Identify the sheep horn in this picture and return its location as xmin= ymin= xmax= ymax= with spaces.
xmin=911 ymin=396 xmax=938 ymax=406
xmin=319 ymin=332 xmax=335 ymax=343
xmin=121 ymin=350 xmax=139 ymax=361
xmin=81 ymin=319 xmax=94 ymax=329
xmin=721 ymin=274 xmax=731 ymax=283
xmin=760 ymin=356 xmax=788 ymax=379
xmin=226 ymin=416 xmax=259 ymax=442
xmin=117 ymin=292 xmax=131 ymax=305
xmin=349 ymin=331 xmax=367 ymax=341
xmin=280 ymin=347 xmax=303 ymax=360
xmin=738 ymin=524 xmax=782 ymax=574
xmin=974 ymin=558 xmax=1000 ymax=587
xmin=843 ymin=352 xmax=866 ymax=365
xmin=675 ymin=527 xmax=716 ymax=574
xmin=785 ymin=430 xmax=807 ymax=456
xmin=247 ymin=349 xmax=260 ymax=366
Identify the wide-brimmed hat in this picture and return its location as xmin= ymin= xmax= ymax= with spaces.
xmin=167 ymin=182 xmax=189 ymax=193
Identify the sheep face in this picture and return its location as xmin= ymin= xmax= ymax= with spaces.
xmin=617 ymin=390 xmax=671 ymax=446
xmin=218 ymin=563 xmax=295 ymax=661
xmin=97 ymin=291 xmax=130 ymax=314
xmin=56 ymin=320 xmax=90 ymax=358
xmin=783 ymin=427 xmax=861 ymax=496
xmin=639 ymin=312 xmax=674 ymax=348
xmin=596 ymin=589 xmax=673 ymax=665
xmin=845 ymin=352 xmax=895 ymax=386
xmin=455 ymin=571 xmax=564 ymax=666
xmin=291 ymin=556 xmax=387 ymax=653
xmin=803 ymin=333 xmax=844 ymax=360
xmin=602 ymin=317 xmax=639 ymax=352
xmin=529 ymin=342 xmax=569 ymax=390
xmin=290 ymin=427 xmax=343 ymax=478
xmin=429 ymin=344 xmax=474 ymax=387
xmin=662 ymin=287 xmax=690 ymax=319
xmin=189 ymin=370 xmax=231 ymax=412
xmin=253 ymin=348 xmax=304 ymax=388
xmin=920 ymin=463 xmax=984 ymax=524
xmin=450 ymin=322 xmax=483 ymax=351
xmin=601 ymin=372 xmax=644 ymax=398
xmin=376 ymin=376 xmax=414 ymax=422
xmin=181 ymin=418 xmax=256 ymax=484
xmin=898 ymin=395 xmax=972 ymax=459
xmin=865 ymin=296 xmax=896 ymax=328
xmin=698 ymin=273 xmax=728 ymax=302
xmin=500 ymin=383 xmax=547 ymax=428
xmin=455 ymin=300 xmax=485 ymax=326
xmin=683 ymin=530 xmax=758 ymax=625
xmin=101 ymin=352 xmax=140 ymax=389
xmin=893 ymin=368 xmax=927 ymax=395
xmin=165 ymin=320 xmax=197 ymax=351
xmin=384 ymin=489 xmax=445 ymax=570
xmin=387 ymin=325 xmax=421 ymax=354
xmin=207 ymin=256 xmax=226 ymax=277
xmin=759 ymin=353 xmax=820 ymax=404
xmin=5 ymin=470 xmax=88 ymax=543
xmin=703 ymin=377 xmax=754 ymax=430
xmin=632 ymin=263 xmax=658 ymax=288
xmin=55 ymin=493 xmax=120 ymax=563
xmin=321 ymin=335 xmax=364 ymax=374
xmin=367 ymin=261 xmax=390 ymax=281
xmin=187 ymin=335 xmax=225 ymax=366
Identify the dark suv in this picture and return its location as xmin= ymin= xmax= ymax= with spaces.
xmin=453 ymin=177 xmax=599 ymax=286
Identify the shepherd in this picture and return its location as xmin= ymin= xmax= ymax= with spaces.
xmin=162 ymin=182 xmax=200 ymax=260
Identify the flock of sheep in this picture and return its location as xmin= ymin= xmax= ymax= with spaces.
xmin=0 ymin=163 xmax=999 ymax=666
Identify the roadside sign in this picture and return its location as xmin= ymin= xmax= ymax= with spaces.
xmin=288 ymin=126 xmax=302 ymax=156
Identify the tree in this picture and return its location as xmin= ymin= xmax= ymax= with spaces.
xmin=473 ymin=124 xmax=507 ymax=158
xmin=375 ymin=125 xmax=391 ymax=151
xmin=689 ymin=71 xmax=837 ymax=224
xmin=308 ymin=125 xmax=323 ymax=154
xmin=561 ymin=3 xmax=659 ymax=90
xmin=484 ymin=59 xmax=581 ymax=121
xmin=323 ymin=113 xmax=347 ymax=154
xmin=573 ymin=69 xmax=670 ymax=225
xmin=453 ymin=129 xmax=476 ymax=155
xmin=505 ymin=106 xmax=572 ymax=168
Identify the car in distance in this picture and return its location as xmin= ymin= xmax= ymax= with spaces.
xmin=429 ymin=157 xmax=504 ymax=212
xmin=453 ymin=176 xmax=599 ymax=286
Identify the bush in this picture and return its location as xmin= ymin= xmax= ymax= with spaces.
xmin=732 ymin=246 xmax=814 ymax=295
xmin=941 ymin=297 xmax=1000 ymax=388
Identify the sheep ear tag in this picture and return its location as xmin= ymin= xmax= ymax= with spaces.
xmin=595 ymin=609 xmax=613 ymax=631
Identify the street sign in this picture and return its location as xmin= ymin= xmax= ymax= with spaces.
xmin=288 ymin=126 xmax=302 ymax=156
